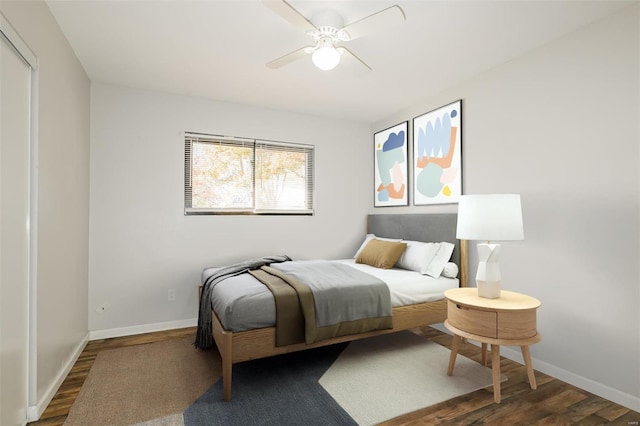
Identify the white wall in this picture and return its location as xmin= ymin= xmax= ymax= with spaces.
xmin=0 ymin=0 xmax=91 ymax=419
xmin=89 ymin=84 xmax=371 ymax=333
xmin=373 ymin=4 xmax=640 ymax=410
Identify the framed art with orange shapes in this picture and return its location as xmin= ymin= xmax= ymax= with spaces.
xmin=374 ymin=121 xmax=408 ymax=207
xmin=412 ymin=100 xmax=462 ymax=205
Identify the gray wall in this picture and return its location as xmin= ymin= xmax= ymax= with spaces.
xmin=88 ymin=84 xmax=371 ymax=334
xmin=373 ymin=4 xmax=640 ymax=409
xmin=0 ymin=0 xmax=90 ymax=417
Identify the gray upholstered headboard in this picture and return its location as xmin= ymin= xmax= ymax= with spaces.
xmin=367 ymin=213 xmax=467 ymax=286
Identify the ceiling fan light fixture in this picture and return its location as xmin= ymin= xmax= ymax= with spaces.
xmin=312 ymin=38 xmax=341 ymax=71
xmin=263 ymin=0 xmax=406 ymax=72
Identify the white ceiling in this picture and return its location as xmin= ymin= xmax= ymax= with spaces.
xmin=46 ymin=0 xmax=632 ymax=123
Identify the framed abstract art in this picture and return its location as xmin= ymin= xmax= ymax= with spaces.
xmin=412 ymin=100 xmax=462 ymax=205
xmin=374 ymin=121 xmax=408 ymax=207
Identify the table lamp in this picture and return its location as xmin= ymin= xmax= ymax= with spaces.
xmin=456 ymin=194 xmax=524 ymax=298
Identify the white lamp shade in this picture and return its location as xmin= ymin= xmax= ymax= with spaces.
xmin=312 ymin=38 xmax=341 ymax=71
xmin=456 ymin=194 xmax=524 ymax=241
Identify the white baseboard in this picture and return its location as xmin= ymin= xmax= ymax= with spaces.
xmin=499 ymin=346 xmax=640 ymax=412
xmin=89 ymin=318 xmax=197 ymax=341
xmin=28 ymin=333 xmax=89 ymax=422
xmin=432 ymin=324 xmax=640 ymax=412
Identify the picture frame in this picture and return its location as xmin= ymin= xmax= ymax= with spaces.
xmin=412 ymin=100 xmax=462 ymax=205
xmin=374 ymin=121 xmax=409 ymax=207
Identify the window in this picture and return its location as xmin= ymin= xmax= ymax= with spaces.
xmin=184 ymin=132 xmax=314 ymax=215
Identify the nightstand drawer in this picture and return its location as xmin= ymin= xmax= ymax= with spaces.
xmin=496 ymin=309 xmax=537 ymax=339
xmin=447 ymin=300 xmax=497 ymax=338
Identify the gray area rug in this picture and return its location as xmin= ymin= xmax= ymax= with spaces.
xmin=184 ymin=343 xmax=356 ymax=426
xmin=185 ymin=331 xmax=500 ymax=425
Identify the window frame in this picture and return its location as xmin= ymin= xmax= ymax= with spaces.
xmin=184 ymin=132 xmax=314 ymax=216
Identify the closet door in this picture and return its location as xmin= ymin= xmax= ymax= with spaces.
xmin=0 ymin=25 xmax=32 ymax=426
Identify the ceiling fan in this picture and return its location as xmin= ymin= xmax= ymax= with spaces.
xmin=262 ymin=0 xmax=406 ymax=72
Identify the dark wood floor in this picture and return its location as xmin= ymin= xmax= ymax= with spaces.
xmin=28 ymin=326 xmax=638 ymax=425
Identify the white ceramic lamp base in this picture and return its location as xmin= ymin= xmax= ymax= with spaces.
xmin=476 ymin=243 xmax=502 ymax=299
xmin=476 ymin=280 xmax=501 ymax=298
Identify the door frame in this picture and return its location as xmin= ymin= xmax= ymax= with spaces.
xmin=0 ymin=11 xmax=39 ymax=423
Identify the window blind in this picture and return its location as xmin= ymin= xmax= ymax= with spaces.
xmin=185 ymin=132 xmax=314 ymax=215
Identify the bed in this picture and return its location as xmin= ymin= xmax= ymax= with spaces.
xmin=198 ymin=213 xmax=468 ymax=401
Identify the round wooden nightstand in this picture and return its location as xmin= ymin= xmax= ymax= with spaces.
xmin=444 ymin=287 xmax=541 ymax=403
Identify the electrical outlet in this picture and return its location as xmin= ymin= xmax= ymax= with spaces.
xmin=168 ymin=289 xmax=176 ymax=301
xmin=96 ymin=302 xmax=111 ymax=314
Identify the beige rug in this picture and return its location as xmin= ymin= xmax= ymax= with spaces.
xmin=65 ymin=337 xmax=218 ymax=426
xmin=319 ymin=331 xmax=504 ymax=425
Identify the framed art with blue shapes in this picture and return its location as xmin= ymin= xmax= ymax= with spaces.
xmin=374 ymin=121 xmax=408 ymax=207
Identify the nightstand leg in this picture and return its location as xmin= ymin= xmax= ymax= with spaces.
xmin=521 ymin=345 xmax=537 ymax=389
xmin=447 ymin=334 xmax=460 ymax=376
xmin=481 ymin=343 xmax=488 ymax=366
xmin=491 ymin=344 xmax=501 ymax=403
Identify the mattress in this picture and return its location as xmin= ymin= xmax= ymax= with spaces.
xmin=204 ymin=259 xmax=459 ymax=332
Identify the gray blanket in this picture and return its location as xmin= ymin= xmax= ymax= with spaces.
xmin=270 ymin=260 xmax=392 ymax=327
xmin=264 ymin=260 xmax=393 ymax=344
xmin=194 ymin=254 xmax=291 ymax=349
xmin=196 ymin=257 xmax=393 ymax=349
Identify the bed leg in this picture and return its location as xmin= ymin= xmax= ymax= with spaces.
xmin=222 ymin=332 xmax=233 ymax=402
xmin=222 ymin=357 xmax=232 ymax=402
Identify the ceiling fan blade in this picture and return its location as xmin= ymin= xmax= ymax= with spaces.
xmin=262 ymin=0 xmax=317 ymax=32
xmin=341 ymin=5 xmax=405 ymax=41
xmin=266 ymin=46 xmax=313 ymax=69
xmin=339 ymin=47 xmax=372 ymax=73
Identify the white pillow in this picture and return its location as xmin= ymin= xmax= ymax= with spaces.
xmin=442 ymin=262 xmax=459 ymax=279
xmin=354 ymin=234 xmax=402 ymax=258
xmin=424 ymin=242 xmax=455 ymax=278
xmin=396 ymin=240 xmax=440 ymax=274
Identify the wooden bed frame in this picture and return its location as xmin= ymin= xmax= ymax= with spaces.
xmin=208 ymin=213 xmax=468 ymax=401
